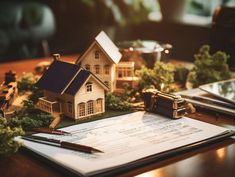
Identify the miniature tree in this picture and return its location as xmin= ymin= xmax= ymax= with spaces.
xmin=0 ymin=117 xmax=24 ymax=155
xmin=105 ymin=93 xmax=132 ymax=111
xmin=187 ymin=45 xmax=231 ymax=88
xmin=17 ymin=72 xmax=37 ymax=91
xmin=136 ymin=60 xmax=175 ymax=93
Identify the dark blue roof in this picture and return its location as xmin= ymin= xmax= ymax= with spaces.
xmin=36 ymin=60 xmax=80 ymax=94
xmin=36 ymin=60 xmax=108 ymax=95
xmin=65 ymin=70 xmax=90 ymax=95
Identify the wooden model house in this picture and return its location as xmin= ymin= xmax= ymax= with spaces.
xmin=36 ymin=58 xmax=109 ymax=120
xmin=76 ymin=31 xmax=136 ymax=92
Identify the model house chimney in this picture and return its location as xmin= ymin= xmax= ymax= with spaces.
xmin=4 ymin=70 xmax=16 ymax=85
xmin=53 ymin=54 xmax=60 ymax=61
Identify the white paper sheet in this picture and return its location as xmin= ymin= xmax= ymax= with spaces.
xmin=20 ymin=112 xmax=230 ymax=176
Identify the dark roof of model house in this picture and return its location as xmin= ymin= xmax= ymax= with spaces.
xmin=76 ymin=31 xmax=122 ymax=64
xmin=36 ymin=60 xmax=108 ymax=95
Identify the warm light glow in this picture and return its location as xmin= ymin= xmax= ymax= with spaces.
xmin=135 ymin=169 xmax=164 ymax=177
xmin=216 ymin=148 xmax=226 ymax=160
xmin=164 ymin=49 xmax=169 ymax=54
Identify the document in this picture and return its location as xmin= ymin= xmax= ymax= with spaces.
xmin=20 ymin=112 xmax=232 ymax=176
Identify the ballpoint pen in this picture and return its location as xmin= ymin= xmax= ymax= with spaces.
xmin=22 ymin=135 xmax=103 ymax=154
xmin=32 ymin=127 xmax=71 ymax=135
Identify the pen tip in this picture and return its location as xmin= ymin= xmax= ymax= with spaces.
xmin=92 ymin=148 xmax=104 ymax=153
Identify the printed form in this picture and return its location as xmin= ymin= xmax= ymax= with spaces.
xmin=21 ymin=112 xmax=230 ymax=176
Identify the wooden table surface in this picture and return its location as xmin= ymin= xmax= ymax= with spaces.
xmin=0 ymin=57 xmax=235 ymax=177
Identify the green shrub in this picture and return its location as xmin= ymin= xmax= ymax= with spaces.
xmin=188 ymin=45 xmax=231 ymax=87
xmin=105 ymin=93 xmax=132 ymax=111
xmin=135 ymin=60 xmax=175 ymax=93
xmin=17 ymin=72 xmax=37 ymax=91
xmin=0 ymin=117 xmax=24 ymax=155
xmin=10 ymin=111 xmax=53 ymax=131
xmin=174 ymin=65 xmax=190 ymax=85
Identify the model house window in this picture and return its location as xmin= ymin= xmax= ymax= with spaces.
xmin=87 ymin=100 xmax=94 ymax=115
xmin=67 ymin=101 xmax=73 ymax=114
xmin=96 ymin=98 xmax=103 ymax=113
xmin=117 ymin=67 xmax=133 ymax=78
xmin=78 ymin=103 xmax=85 ymax=117
xmin=118 ymin=69 xmax=123 ymax=78
xmin=104 ymin=65 xmax=110 ymax=75
xmin=85 ymin=64 xmax=91 ymax=71
xmin=86 ymin=82 xmax=92 ymax=92
xmin=104 ymin=81 xmax=109 ymax=88
xmin=95 ymin=50 xmax=100 ymax=59
xmin=94 ymin=65 xmax=100 ymax=74
xmin=127 ymin=70 xmax=132 ymax=77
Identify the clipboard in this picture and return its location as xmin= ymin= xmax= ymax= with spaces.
xmin=19 ymin=112 xmax=235 ymax=177
xmin=22 ymin=130 xmax=235 ymax=177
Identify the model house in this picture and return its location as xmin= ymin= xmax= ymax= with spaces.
xmin=76 ymin=31 xmax=135 ymax=92
xmin=36 ymin=57 xmax=109 ymax=120
xmin=0 ymin=71 xmax=18 ymax=118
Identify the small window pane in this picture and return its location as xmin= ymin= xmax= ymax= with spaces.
xmin=96 ymin=99 xmax=103 ymax=113
xmin=85 ymin=64 xmax=91 ymax=71
xmin=79 ymin=103 xmax=85 ymax=117
xmin=104 ymin=65 xmax=110 ymax=75
xmin=94 ymin=65 xmax=100 ymax=74
xmin=86 ymin=84 xmax=92 ymax=92
xmin=87 ymin=101 xmax=94 ymax=115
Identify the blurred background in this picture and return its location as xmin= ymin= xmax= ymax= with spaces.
xmin=0 ymin=0 xmax=234 ymax=67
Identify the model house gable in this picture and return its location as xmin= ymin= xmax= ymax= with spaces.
xmin=71 ymin=73 xmax=109 ymax=96
xmin=72 ymin=75 xmax=108 ymax=119
xmin=75 ymin=31 xmax=122 ymax=92
xmin=95 ymin=31 xmax=122 ymax=64
xmin=79 ymin=42 xmax=114 ymax=72
xmin=74 ymin=76 xmax=106 ymax=98
xmin=76 ymin=31 xmax=122 ymax=65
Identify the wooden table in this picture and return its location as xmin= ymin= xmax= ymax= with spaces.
xmin=0 ymin=57 xmax=235 ymax=177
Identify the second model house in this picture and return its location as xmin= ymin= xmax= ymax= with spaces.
xmin=76 ymin=31 xmax=136 ymax=92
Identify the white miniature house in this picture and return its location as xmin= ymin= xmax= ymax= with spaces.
xmin=76 ymin=31 xmax=136 ymax=92
xmin=36 ymin=58 xmax=108 ymax=120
